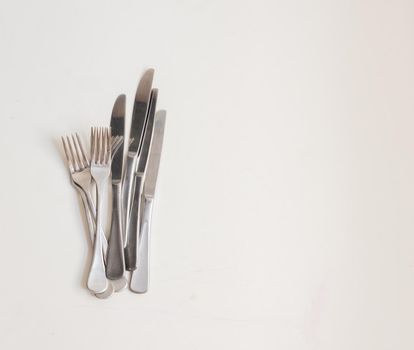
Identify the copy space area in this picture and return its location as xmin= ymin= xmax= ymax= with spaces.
xmin=0 ymin=0 xmax=413 ymax=349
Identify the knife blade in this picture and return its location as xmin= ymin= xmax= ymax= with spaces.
xmin=106 ymin=95 xmax=126 ymax=279
xmin=136 ymin=89 xmax=158 ymax=175
xmin=143 ymin=110 xmax=166 ymax=198
xmin=130 ymin=110 xmax=166 ymax=293
xmin=128 ymin=69 xmax=155 ymax=154
xmin=125 ymin=89 xmax=158 ymax=271
xmin=122 ymin=69 xmax=154 ymax=247
xmin=110 ymin=94 xmax=125 ymax=181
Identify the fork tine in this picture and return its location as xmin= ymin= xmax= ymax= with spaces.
xmin=61 ymin=136 xmax=74 ymax=172
xmin=66 ymin=136 xmax=79 ymax=171
xmin=103 ymin=127 xmax=107 ymax=164
xmin=93 ymin=128 xmax=97 ymax=163
xmin=95 ymin=127 xmax=98 ymax=164
xmin=107 ymin=128 xmax=111 ymax=164
xmin=91 ymin=128 xmax=96 ymax=164
xmin=95 ymin=128 xmax=98 ymax=164
xmin=100 ymin=128 xmax=103 ymax=164
xmin=102 ymin=128 xmax=106 ymax=164
xmin=76 ymin=133 xmax=89 ymax=167
xmin=71 ymin=134 xmax=84 ymax=169
xmin=109 ymin=129 xmax=112 ymax=161
xmin=89 ymin=127 xmax=113 ymax=165
xmin=90 ymin=128 xmax=93 ymax=163
xmin=98 ymin=127 xmax=102 ymax=164
xmin=104 ymin=127 xmax=108 ymax=163
xmin=99 ymin=127 xmax=103 ymax=165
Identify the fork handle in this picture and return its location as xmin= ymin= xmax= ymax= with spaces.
xmin=79 ymin=187 xmax=108 ymax=255
xmin=78 ymin=188 xmax=95 ymax=244
xmin=87 ymin=181 xmax=108 ymax=294
xmin=106 ymin=182 xmax=125 ymax=279
xmin=84 ymin=189 xmax=96 ymax=222
xmin=125 ymin=174 xmax=144 ymax=271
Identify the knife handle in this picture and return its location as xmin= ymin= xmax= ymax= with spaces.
xmin=130 ymin=196 xmax=153 ymax=293
xmin=106 ymin=182 xmax=125 ymax=279
xmin=122 ymin=155 xmax=137 ymax=247
xmin=124 ymin=174 xmax=144 ymax=271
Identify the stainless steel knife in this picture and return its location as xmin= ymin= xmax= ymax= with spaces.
xmin=125 ymin=89 xmax=158 ymax=271
xmin=106 ymin=94 xmax=126 ymax=280
xmin=122 ymin=69 xmax=154 ymax=247
xmin=130 ymin=110 xmax=166 ymax=293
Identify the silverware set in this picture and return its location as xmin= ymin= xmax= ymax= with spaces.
xmin=61 ymin=69 xmax=166 ymax=298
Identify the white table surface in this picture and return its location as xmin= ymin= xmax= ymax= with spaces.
xmin=1 ymin=0 xmax=414 ymax=349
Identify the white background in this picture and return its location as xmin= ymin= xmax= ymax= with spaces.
xmin=1 ymin=0 xmax=414 ymax=349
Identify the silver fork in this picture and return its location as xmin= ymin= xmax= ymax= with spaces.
xmin=62 ymin=134 xmax=124 ymax=298
xmin=61 ymin=134 xmax=122 ymax=248
xmin=87 ymin=127 xmax=112 ymax=294
xmin=62 ymin=134 xmax=97 ymax=241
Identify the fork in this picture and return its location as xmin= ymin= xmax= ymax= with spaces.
xmin=61 ymin=134 xmax=122 ymax=248
xmin=62 ymin=134 xmax=123 ymax=298
xmin=87 ymin=127 xmax=111 ymax=294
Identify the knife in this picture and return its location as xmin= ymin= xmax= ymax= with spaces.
xmin=125 ymin=89 xmax=158 ymax=271
xmin=122 ymin=69 xmax=154 ymax=247
xmin=106 ymin=94 xmax=126 ymax=279
xmin=130 ymin=110 xmax=166 ymax=293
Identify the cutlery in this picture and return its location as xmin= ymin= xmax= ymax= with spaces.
xmin=62 ymin=131 xmax=135 ymax=298
xmin=122 ymin=69 xmax=154 ymax=248
xmin=125 ymin=89 xmax=158 ymax=271
xmin=106 ymin=95 xmax=126 ymax=279
xmin=95 ymin=136 xmax=125 ymax=297
xmin=87 ymin=127 xmax=111 ymax=294
xmin=61 ymin=70 xmax=166 ymax=298
xmin=62 ymin=134 xmax=123 ymax=250
xmin=62 ymin=133 xmax=124 ymax=298
xmin=61 ymin=134 xmax=96 ymax=241
xmin=130 ymin=110 xmax=166 ymax=293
